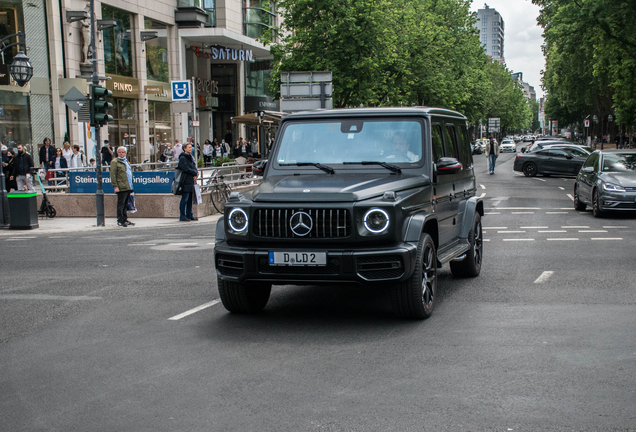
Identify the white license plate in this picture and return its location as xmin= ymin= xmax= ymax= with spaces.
xmin=269 ymin=251 xmax=327 ymax=266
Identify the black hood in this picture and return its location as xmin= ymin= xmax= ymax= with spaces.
xmin=252 ymin=173 xmax=430 ymax=202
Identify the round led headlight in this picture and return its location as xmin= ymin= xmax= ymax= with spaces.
xmin=228 ymin=208 xmax=248 ymax=233
xmin=363 ymin=208 xmax=390 ymax=233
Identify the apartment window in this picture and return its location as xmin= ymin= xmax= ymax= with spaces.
xmin=243 ymin=0 xmax=275 ymax=39
xmin=102 ymin=4 xmax=134 ymax=77
xmin=177 ymin=0 xmax=215 ymax=26
xmin=144 ymin=19 xmax=169 ymax=82
xmin=481 ymin=16 xmax=487 ymax=25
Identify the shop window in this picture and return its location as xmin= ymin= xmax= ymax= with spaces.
xmin=245 ymin=60 xmax=273 ymax=98
xmin=144 ymin=19 xmax=169 ymax=82
xmin=102 ymin=4 xmax=134 ymax=77
xmin=243 ymin=0 xmax=275 ymax=39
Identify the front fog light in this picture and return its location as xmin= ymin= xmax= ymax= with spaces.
xmin=228 ymin=208 xmax=248 ymax=232
xmin=364 ymin=208 xmax=390 ymax=233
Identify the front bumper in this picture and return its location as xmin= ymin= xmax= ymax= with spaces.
xmin=599 ymin=190 xmax=636 ymax=211
xmin=215 ymin=241 xmax=418 ymax=286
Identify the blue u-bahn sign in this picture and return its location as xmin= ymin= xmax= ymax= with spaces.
xmin=69 ymin=171 xmax=175 ymax=193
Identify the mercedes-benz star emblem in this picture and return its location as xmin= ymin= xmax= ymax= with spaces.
xmin=290 ymin=211 xmax=313 ymax=237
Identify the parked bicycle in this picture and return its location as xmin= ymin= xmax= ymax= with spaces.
xmin=209 ymin=174 xmax=232 ymax=213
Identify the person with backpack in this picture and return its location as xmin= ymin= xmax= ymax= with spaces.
xmin=70 ymin=145 xmax=86 ymax=169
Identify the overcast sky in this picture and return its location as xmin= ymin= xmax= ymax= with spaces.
xmin=470 ymin=0 xmax=545 ymax=98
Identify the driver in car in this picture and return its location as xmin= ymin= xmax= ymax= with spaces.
xmin=387 ymin=135 xmax=419 ymax=162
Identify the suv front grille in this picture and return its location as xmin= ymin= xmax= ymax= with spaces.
xmin=253 ymin=208 xmax=351 ymax=239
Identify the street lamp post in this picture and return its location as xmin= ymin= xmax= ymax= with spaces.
xmin=0 ymin=32 xmax=33 ymax=228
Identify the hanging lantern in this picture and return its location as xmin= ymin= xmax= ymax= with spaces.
xmin=10 ymin=51 xmax=33 ymax=87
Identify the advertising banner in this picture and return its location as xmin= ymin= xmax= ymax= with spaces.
xmin=69 ymin=171 xmax=175 ymax=193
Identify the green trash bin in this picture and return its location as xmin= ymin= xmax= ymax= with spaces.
xmin=7 ymin=191 xmax=39 ymax=229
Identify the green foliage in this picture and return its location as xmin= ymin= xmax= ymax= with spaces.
xmin=213 ymin=157 xmax=234 ymax=167
xmin=261 ymin=0 xmax=527 ymax=126
xmin=534 ymin=0 xmax=636 ymax=125
xmin=197 ymin=158 xmax=205 ymax=168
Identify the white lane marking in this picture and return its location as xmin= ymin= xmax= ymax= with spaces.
xmin=503 ymin=239 xmax=534 ymax=241
xmin=491 ymin=207 xmax=541 ymax=210
xmin=591 ymin=238 xmax=623 ymax=241
xmin=167 ymin=242 xmax=199 ymax=246
xmin=499 ymin=230 xmax=526 ymax=233
xmin=168 ymin=300 xmax=221 ymax=320
xmin=534 ymin=271 xmax=554 ymax=284
xmin=547 ymin=238 xmax=579 ymax=241
xmin=562 ymin=226 xmax=589 ymax=229
xmin=578 ymin=230 xmax=608 ymax=233
xmin=533 ymin=178 xmax=547 ymax=182
xmin=479 ymin=192 xmax=486 ymax=198
xmin=567 ymin=194 xmax=574 ymax=201
xmin=128 ymin=243 xmax=157 ymax=246
xmin=603 ymin=226 xmax=628 ymax=229
xmin=480 ymin=184 xmax=486 ymax=189
xmin=0 ymin=294 xmax=102 ymax=301
xmin=539 ymin=230 xmax=567 ymax=233
xmin=512 ymin=212 xmax=534 ymax=214
xmin=483 ymin=239 xmax=490 ymax=242
xmin=559 ymin=187 xmax=565 ymax=190
xmin=484 ymin=227 xmax=507 ymax=229
xmin=521 ymin=226 xmax=549 ymax=229
xmin=546 ymin=212 xmax=568 ymax=214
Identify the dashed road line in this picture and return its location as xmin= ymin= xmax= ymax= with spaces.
xmin=591 ymin=238 xmax=623 ymax=241
xmin=168 ymin=300 xmax=221 ymax=320
xmin=562 ymin=226 xmax=589 ymax=229
xmin=567 ymin=194 xmax=574 ymax=201
xmin=533 ymin=178 xmax=547 ymax=182
xmin=499 ymin=230 xmax=526 ymax=233
xmin=479 ymin=192 xmax=486 ymax=198
xmin=578 ymin=230 xmax=607 ymax=233
xmin=480 ymin=184 xmax=486 ymax=189
xmin=539 ymin=230 xmax=567 ymax=233
xmin=547 ymin=238 xmax=579 ymax=241
xmin=520 ymin=226 xmax=549 ymax=229
xmin=603 ymin=226 xmax=628 ymax=229
xmin=534 ymin=271 xmax=554 ymax=284
xmin=558 ymin=187 xmax=565 ymax=190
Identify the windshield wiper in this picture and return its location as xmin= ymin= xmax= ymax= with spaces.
xmin=343 ymin=161 xmax=402 ymax=174
xmin=280 ymin=162 xmax=335 ymax=174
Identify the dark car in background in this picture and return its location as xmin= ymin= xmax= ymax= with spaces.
xmin=574 ymin=149 xmax=636 ymax=217
xmin=514 ymin=148 xmax=587 ymax=177
xmin=251 ymin=159 xmax=267 ymax=176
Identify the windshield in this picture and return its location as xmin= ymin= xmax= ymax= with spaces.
xmin=275 ymin=119 xmax=424 ymax=166
xmin=602 ymin=153 xmax=636 ymax=172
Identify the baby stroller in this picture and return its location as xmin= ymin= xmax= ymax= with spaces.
xmin=33 ymin=169 xmax=56 ymax=218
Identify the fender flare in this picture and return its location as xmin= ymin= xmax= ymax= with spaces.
xmin=460 ymin=196 xmax=484 ymax=239
xmin=403 ymin=212 xmax=438 ymax=244
xmin=215 ymin=218 xmax=226 ymax=242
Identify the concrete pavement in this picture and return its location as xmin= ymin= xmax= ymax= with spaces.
xmin=0 ymin=214 xmax=222 ymax=236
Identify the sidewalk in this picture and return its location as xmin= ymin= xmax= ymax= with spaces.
xmin=0 ymin=214 xmax=222 ymax=236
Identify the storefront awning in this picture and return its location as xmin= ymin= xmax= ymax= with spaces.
xmin=231 ymin=111 xmax=285 ymax=126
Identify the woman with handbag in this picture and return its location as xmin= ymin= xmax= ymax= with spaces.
xmin=52 ymin=148 xmax=68 ymax=186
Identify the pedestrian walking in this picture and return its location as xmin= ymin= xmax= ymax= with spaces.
xmin=163 ymin=143 xmax=174 ymax=164
xmin=53 ymin=148 xmax=68 ymax=186
xmin=177 ymin=142 xmax=199 ymax=221
xmin=101 ymin=140 xmax=114 ymax=165
xmin=39 ymin=137 xmax=56 ymax=174
xmin=173 ymin=140 xmax=183 ymax=160
xmin=10 ymin=144 xmax=35 ymax=191
xmin=110 ymin=146 xmax=135 ymax=227
xmin=4 ymin=149 xmax=17 ymax=192
xmin=485 ymin=138 xmax=500 ymax=175
xmin=70 ymin=145 xmax=86 ymax=169
xmin=62 ymin=141 xmax=73 ymax=167
xmin=203 ymin=139 xmax=213 ymax=166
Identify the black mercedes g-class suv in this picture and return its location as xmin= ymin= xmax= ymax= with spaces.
xmin=215 ymin=107 xmax=484 ymax=319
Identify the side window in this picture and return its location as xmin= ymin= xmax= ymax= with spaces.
xmin=536 ymin=150 xmax=550 ymax=156
xmin=549 ymin=149 xmax=568 ymax=158
xmin=457 ymin=124 xmax=473 ymax=168
xmin=583 ymin=153 xmax=599 ymax=169
xmin=443 ymin=124 xmax=458 ymax=159
xmin=431 ymin=123 xmax=443 ymax=162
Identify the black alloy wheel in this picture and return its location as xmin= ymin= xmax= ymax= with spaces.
xmin=450 ymin=213 xmax=483 ymax=278
xmin=573 ymin=184 xmax=587 ymax=211
xmin=392 ymin=233 xmax=437 ymax=320
xmin=523 ymin=162 xmax=538 ymax=177
xmin=592 ymin=188 xmax=604 ymax=218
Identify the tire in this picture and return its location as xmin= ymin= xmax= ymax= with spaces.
xmin=212 ymin=185 xmax=229 ymax=214
xmin=450 ymin=213 xmax=483 ymax=278
xmin=573 ymin=184 xmax=586 ymax=211
xmin=592 ymin=188 xmax=604 ymax=218
xmin=45 ymin=206 xmax=56 ymax=219
xmin=217 ymin=277 xmax=271 ymax=313
xmin=392 ymin=233 xmax=437 ymax=320
xmin=523 ymin=162 xmax=537 ymax=177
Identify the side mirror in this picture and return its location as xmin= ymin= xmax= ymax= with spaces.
xmin=583 ymin=166 xmax=594 ymax=173
xmin=436 ymin=157 xmax=462 ymax=175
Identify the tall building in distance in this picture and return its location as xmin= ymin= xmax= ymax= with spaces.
xmin=511 ymin=72 xmax=537 ymax=101
xmin=475 ymin=4 xmax=505 ymax=63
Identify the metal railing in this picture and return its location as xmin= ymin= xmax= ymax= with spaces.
xmin=39 ymin=162 xmax=262 ymax=193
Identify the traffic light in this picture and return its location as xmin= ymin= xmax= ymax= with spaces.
xmin=89 ymin=84 xmax=113 ymax=127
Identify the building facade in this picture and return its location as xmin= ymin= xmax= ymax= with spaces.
xmin=475 ymin=4 xmax=505 ymax=64
xmin=0 ymin=0 xmax=278 ymax=166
